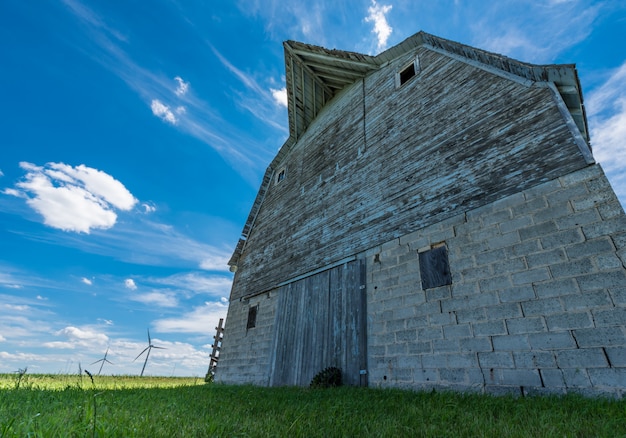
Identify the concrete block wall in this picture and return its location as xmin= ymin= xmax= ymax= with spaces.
xmin=366 ymin=164 xmax=626 ymax=396
xmin=216 ymin=292 xmax=278 ymax=385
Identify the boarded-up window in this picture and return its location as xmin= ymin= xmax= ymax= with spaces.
xmin=419 ymin=245 xmax=452 ymax=289
xmin=247 ymin=304 xmax=258 ymax=330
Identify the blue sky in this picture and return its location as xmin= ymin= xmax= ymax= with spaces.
xmin=1 ymin=1 xmax=625 ymax=376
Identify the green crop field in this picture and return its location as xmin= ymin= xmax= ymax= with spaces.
xmin=1 ymin=373 xmax=625 ymax=437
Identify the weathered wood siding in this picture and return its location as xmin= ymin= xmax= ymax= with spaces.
xmin=232 ymin=46 xmax=589 ymax=300
xmin=269 ymin=259 xmax=367 ymax=386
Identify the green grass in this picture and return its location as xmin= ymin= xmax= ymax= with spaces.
xmin=1 ymin=374 xmax=625 ymax=437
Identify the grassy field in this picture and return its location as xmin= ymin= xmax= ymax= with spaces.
xmin=1 ymin=374 xmax=625 ymax=437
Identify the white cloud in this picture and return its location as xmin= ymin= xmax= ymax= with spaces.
xmin=587 ymin=61 xmax=626 ymax=205
xmin=271 ymin=87 xmax=288 ymax=107
xmin=81 ymin=277 xmax=93 ymax=285
xmin=130 ymin=291 xmax=178 ymax=307
xmin=44 ymin=326 xmax=109 ymax=349
xmin=365 ymin=0 xmax=393 ymax=52
xmin=7 ymin=162 xmax=137 ymax=233
xmin=153 ymin=300 xmax=227 ymax=333
xmin=141 ymin=203 xmax=156 ymax=213
xmin=151 ymin=99 xmax=178 ymax=124
xmin=0 ymin=334 xmax=5 ymax=342
xmin=124 ymin=278 xmax=137 ymax=290
xmin=152 ymin=272 xmax=232 ymax=296
xmin=174 ymin=76 xmax=189 ymax=96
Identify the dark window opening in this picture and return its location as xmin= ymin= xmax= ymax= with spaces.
xmin=399 ymin=63 xmax=416 ymax=85
xmin=247 ymin=304 xmax=258 ymax=330
xmin=276 ymin=168 xmax=286 ymax=184
xmin=419 ymin=245 xmax=452 ymax=289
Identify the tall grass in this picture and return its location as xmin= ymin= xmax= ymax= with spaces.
xmin=1 ymin=374 xmax=625 ymax=437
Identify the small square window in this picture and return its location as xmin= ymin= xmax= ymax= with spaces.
xmin=246 ymin=304 xmax=258 ymax=330
xmin=397 ymin=57 xmax=420 ymax=87
xmin=419 ymin=244 xmax=452 ymax=289
xmin=276 ymin=168 xmax=286 ymax=184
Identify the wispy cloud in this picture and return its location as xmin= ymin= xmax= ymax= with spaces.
xmin=5 ymin=162 xmax=137 ymax=234
xmin=60 ymin=0 xmax=277 ymax=185
xmin=586 ymin=61 xmax=626 ymax=205
xmin=174 ymin=76 xmax=189 ymax=96
xmin=129 ymin=291 xmax=178 ymax=308
xmin=468 ymin=1 xmax=601 ymax=63
xmin=365 ymin=0 xmax=393 ymax=52
xmin=81 ymin=277 xmax=93 ymax=286
xmin=151 ymin=99 xmax=178 ymax=124
xmin=153 ymin=300 xmax=227 ymax=333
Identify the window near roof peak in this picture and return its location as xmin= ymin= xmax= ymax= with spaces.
xmin=397 ymin=56 xmax=420 ymax=87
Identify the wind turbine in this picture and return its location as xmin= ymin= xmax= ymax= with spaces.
xmin=91 ymin=347 xmax=113 ymax=375
xmin=134 ymin=329 xmax=165 ymax=376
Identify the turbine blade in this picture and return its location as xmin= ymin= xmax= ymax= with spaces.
xmin=133 ymin=347 xmax=150 ymax=362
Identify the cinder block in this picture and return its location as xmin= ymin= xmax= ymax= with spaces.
xmin=598 ymin=201 xmax=626 ymax=220
xmin=605 ymin=347 xmax=626 ymax=367
xmin=479 ymin=275 xmax=512 ymax=292
xmin=559 ymin=164 xmax=602 ymax=186
xmin=447 ymin=352 xmax=478 ymax=367
xmin=573 ymin=327 xmax=626 ymax=347
xmin=577 ymin=270 xmax=626 ymax=292
xmin=546 ymin=182 xmax=588 ymax=206
xmin=499 ymin=215 xmax=533 ymax=234
xmin=541 ymin=229 xmax=586 ymax=250
xmin=491 ymin=192 xmax=527 ymax=211
xmin=511 ymin=267 xmax=550 ymax=285
xmin=583 ymin=216 xmax=626 ymax=240
xmin=459 ymin=337 xmax=493 ymax=353
xmin=551 ymin=259 xmax=596 ymax=279
xmin=533 ymin=278 xmax=578 ymax=298
xmin=507 ymin=316 xmax=547 ymax=334
xmin=417 ymin=327 xmax=443 ymax=341
xmin=443 ymin=323 xmax=471 ymax=339
xmin=456 ymin=307 xmax=487 ymax=323
xmin=555 ymin=209 xmax=601 ymax=230
xmin=484 ymin=302 xmax=523 ymax=321
xmin=556 ymin=348 xmax=608 ymax=368
xmin=440 ymin=368 xmax=469 ymax=384
xmin=395 ymin=328 xmax=418 ymax=343
xmin=478 ymin=351 xmax=514 ymax=368
xmin=565 ymin=237 xmax=615 ymax=259
xmin=432 ymin=339 xmax=460 ymax=352
xmin=540 ymin=369 xmax=566 ymax=387
xmin=595 ymin=253 xmax=624 ymax=270
xmin=421 ymin=353 xmax=448 ymax=368
xmin=408 ymin=341 xmax=432 ymax=354
xmin=524 ymin=178 xmax=563 ymax=199
xmin=522 ymin=298 xmax=564 ymax=316
xmin=482 ymin=209 xmax=513 ymax=226
xmin=492 ymin=334 xmax=530 ymax=351
xmin=473 ymin=321 xmax=507 ymax=337
xmin=474 ymin=248 xmax=507 ymax=266
xmin=529 ymin=332 xmax=576 ymax=350
xmin=546 ymin=311 xmax=593 ymax=331
xmin=500 ymin=369 xmax=542 ymax=386
xmin=512 ymin=196 xmax=548 ymax=217
xmin=592 ymin=308 xmax=626 ymax=327
xmin=427 ymin=311 xmax=455 ymax=326
xmin=562 ymin=368 xmax=592 ymax=387
xmin=572 ymin=191 xmax=614 ymax=212
xmin=526 ymin=248 xmax=567 ymax=269
xmin=499 ymin=285 xmax=536 ymax=303
xmin=519 ymin=221 xmax=558 ymax=241
xmin=562 ymin=290 xmax=612 ymax=311
xmin=513 ymin=351 xmax=556 ymax=368
xmin=508 ymin=239 xmax=542 ymax=257
xmin=413 ymin=368 xmax=438 ymax=383
xmin=487 ymin=231 xmax=521 ymax=250
xmin=588 ymin=368 xmax=626 ymax=388
xmin=533 ymin=202 xmax=574 ymax=224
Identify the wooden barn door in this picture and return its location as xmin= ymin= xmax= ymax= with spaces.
xmin=269 ymin=259 xmax=367 ymax=387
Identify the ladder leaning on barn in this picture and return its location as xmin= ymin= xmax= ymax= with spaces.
xmin=205 ymin=318 xmax=224 ymax=382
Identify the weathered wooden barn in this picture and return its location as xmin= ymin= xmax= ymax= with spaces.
xmin=216 ymin=31 xmax=626 ymax=396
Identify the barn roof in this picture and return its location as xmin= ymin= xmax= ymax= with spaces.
xmin=228 ymin=31 xmax=590 ymax=269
